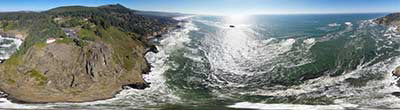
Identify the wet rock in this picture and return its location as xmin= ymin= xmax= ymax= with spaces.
xmin=392 ymin=66 xmax=400 ymax=77
xmin=392 ymin=92 xmax=400 ymax=97
xmin=146 ymin=44 xmax=159 ymax=53
xmin=141 ymin=58 xmax=152 ymax=75
xmin=375 ymin=13 xmax=400 ymax=32
xmin=375 ymin=13 xmax=400 ymax=26
xmin=0 ymin=91 xmax=7 ymax=98
xmin=123 ymin=82 xmax=150 ymax=90
xmin=154 ymin=34 xmax=162 ymax=38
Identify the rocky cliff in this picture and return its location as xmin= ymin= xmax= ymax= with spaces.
xmin=376 ymin=13 xmax=400 ymax=80
xmin=375 ymin=12 xmax=400 ymax=32
xmin=0 ymin=4 xmax=178 ymax=103
xmin=1 ymin=41 xmax=148 ymax=103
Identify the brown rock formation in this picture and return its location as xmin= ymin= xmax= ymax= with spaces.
xmin=0 ymin=41 xmax=149 ymax=103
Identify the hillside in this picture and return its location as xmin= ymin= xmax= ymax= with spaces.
xmin=0 ymin=4 xmax=178 ymax=103
xmin=375 ymin=12 xmax=400 ymax=31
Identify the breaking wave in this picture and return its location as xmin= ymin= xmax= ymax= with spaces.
xmin=2 ymin=14 xmax=399 ymax=109
xmin=0 ymin=35 xmax=22 ymax=60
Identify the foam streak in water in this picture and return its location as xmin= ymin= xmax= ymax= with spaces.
xmin=227 ymin=102 xmax=358 ymax=110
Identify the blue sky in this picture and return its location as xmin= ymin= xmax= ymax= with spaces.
xmin=0 ymin=0 xmax=399 ymax=15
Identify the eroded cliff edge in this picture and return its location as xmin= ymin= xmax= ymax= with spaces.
xmin=0 ymin=4 xmax=178 ymax=103
xmin=375 ymin=13 xmax=400 ymax=82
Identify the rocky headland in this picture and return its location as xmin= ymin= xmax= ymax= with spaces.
xmin=375 ymin=13 xmax=400 ymax=77
xmin=375 ymin=12 xmax=400 ymax=31
xmin=0 ymin=4 xmax=179 ymax=103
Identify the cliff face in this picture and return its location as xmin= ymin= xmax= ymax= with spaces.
xmin=377 ymin=13 xmax=400 ymax=86
xmin=375 ymin=13 xmax=400 ymax=32
xmin=0 ymin=4 xmax=178 ymax=103
xmin=1 ymin=41 xmax=147 ymax=102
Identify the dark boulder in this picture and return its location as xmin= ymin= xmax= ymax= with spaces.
xmin=392 ymin=92 xmax=400 ymax=97
xmin=123 ymin=82 xmax=150 ymax=90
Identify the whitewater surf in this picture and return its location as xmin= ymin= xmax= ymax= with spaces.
xmin=3 ymin=13 xmax=400 ymax=109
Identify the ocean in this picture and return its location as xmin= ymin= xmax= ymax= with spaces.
xmin=0 ymin=35 xmax=22 ymax=62
xmin=3 ymin=13 xmax=400 ymax=109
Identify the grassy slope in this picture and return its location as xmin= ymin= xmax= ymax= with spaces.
xmin=0 ymin=4 xmax=177 ymax=102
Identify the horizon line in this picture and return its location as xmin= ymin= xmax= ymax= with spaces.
xmin=0 ymin=4 xmax=396 ymax=16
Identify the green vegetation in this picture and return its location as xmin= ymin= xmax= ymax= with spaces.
xmin=0 ymin=13 xmax=65 ymax=52
xmin=0 ymin=4 xmax=177 ymax=74
xmin=0 ymin=4 xmax=178 ymax=103
xmin=6 ymin=78 xmax=16 ymax=84
xmin=60 ymin=18 xmax=85 ymax=28
xmin=97 ymin=26 xmax=142 ymax=71
xmin=33 ymin=42 xmax=48 ymax=49
xmin=375 ymin=13 xmax=400 ymax=26
xmin=27 ymin=69 xmax=47 ymax=85
xmin=46 ymin=4 xmax=177 ymax=36
xmin=0 ymin=4 xmax=176 ymax=56
xmin=55 ymin=38 xmax=74 ymax=44
xmin=3 ymin=53 xmax=21 ymax=66
xmin=78 ymin=29 xmax=96 ymax=41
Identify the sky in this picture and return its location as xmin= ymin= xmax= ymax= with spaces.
xmin=0 ymin=0 xmax=399 ymax=15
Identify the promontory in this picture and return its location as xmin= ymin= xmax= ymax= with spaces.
xmin=0 ymin=4 xmax=178 ymax=103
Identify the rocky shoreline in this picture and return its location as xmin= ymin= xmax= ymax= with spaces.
xmin=0 ymin=4 xmax=183 ymax=103
xmin=0 ymin=90 xmax=6 ymax=98
xmin=5 ymin=32 xmax=177 ymax=104
xmin=376 ymin=13 xmax=400 ymax=77
xmin=0 ymin=20 xmax=183 ymax=105
xmin=0 ymin=34 xmax=22 ymax=64
xmin=133 ymin=23 xmax=184 ymax=89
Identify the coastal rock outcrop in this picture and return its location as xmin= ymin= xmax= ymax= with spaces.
xmin=375 ymin=13 xmax=400 ymax=32
xmin=0 ymin=4 xmax=178 ymax=103
xmin=393 ymin=66 xmax=400 ymax=77
xmin=377 ymin=13 xmax=400 ymax=90
xmin=0 ymin=41 xmax=148 ymax=103
xmin=375 ymin=13 xmax=400 ymax=26
xmin=375 ymin=13 xmax=400 ymax=78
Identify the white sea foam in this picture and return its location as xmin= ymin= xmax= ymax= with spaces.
xmin=0 ymin=98 xmax=42 ymax=109
xmin=328 ymin=23 xmax=341 ymax=27
xmin=384 ymin=26 xmax=400 ymax=38
xmin=236 ymin=51 xmax=400 ymax=108
xmin=281 ymin=38 xmax=295 ymax=46
xmin=0 ymin=37 xmax=22 ymax=60
xmin=345 ymin=22 xmax=353 ymax=26
xmin=303 ymin=38 xmax=315 ymax=44
xmin=64 ymin=19 xmax=198 ymax=108
xmin=201 ymin=17 xmax=315 ymax=89
xmin=228 ymin=102 xmax=353 ymax=110
xmin=0 ymin=17 xmax=198 ymax=109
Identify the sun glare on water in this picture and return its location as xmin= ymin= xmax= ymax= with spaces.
xmin=226 ymin=14 xmax=250 ymax=24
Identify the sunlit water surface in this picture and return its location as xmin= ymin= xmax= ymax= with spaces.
xmin=3 ymin=13 xmax=400 ymax=110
